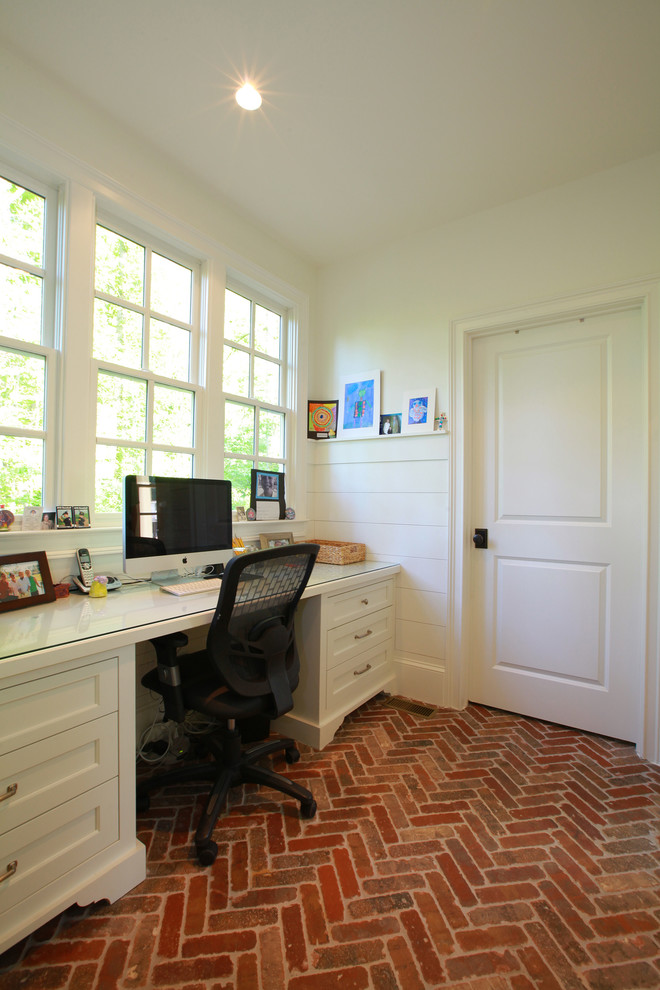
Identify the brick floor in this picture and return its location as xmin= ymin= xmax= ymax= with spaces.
xmin=2 ymin=700 xmax=660 ymax=988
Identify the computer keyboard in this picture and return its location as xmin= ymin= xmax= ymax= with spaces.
xmin=159 ymin=578 xmax=222 ymax=597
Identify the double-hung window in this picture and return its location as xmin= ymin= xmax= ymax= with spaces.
xmin=222 ymin=285 xmax=288 ymax=508
xmin=0 ymin=170 xmax=57 ymax=512
xmin=93 ymin=220 xmax=200 ymax=513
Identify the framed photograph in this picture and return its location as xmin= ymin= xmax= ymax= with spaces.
xmin=307 ymin=400 xmax=338 ymax=439
xmin=259 ymin=532 xmax=294 ymax=549
xmin=338 ymin=370 xmax=380 ymax=440
xmin=401 ymin=389 xmax=435 ymax=435
xmin=379 ymin=413 xmax=401 ymax=436
xmin=41 ymin=509 xmax=56 ymax=530
xmin=73 ymin=505 xmax=90 ymax=528
xmin=250 ymin=470 xmax=285 ymax=520
xmin=0 ymin=551 xmax=56 ymax=613
xmin=22 ymin=506 xmax=42 ymax=531
xmin=56 ymin=505 xmax=74 ymax=529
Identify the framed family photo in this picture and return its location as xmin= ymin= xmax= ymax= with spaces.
xmin=0 ymin=551 xmax=56 ymax=613
xmin=259 ymin=532 xmax=294 ymax=548
xmin=401 ymin=389 xmax=435 ymax=435
xmin=337 ymin=370 xmax=380 ymax=440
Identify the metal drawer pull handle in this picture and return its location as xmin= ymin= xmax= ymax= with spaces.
xmin=354 ymin=664 xmax=372 ymax=677
xmin=361 ymin=599 xmax=369 ymax=605
xmin=354 ymin=629 xmax=373 ymax=640
xmin=0 ymin=783 xmax=17 ymax=804
xmin=0 ymin=861 xmax=17 ymax=884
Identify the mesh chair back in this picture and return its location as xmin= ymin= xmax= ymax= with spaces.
xmin=206 ymin=543 xmax=319 ymax=716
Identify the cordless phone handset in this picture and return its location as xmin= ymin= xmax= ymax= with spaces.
xmin=76 ymin=548 xmax=94 ymax=588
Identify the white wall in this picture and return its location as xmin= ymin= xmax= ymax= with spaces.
xmin=0 ymin=44 xmax=317 ymax=297
xmin=311 ymin=152 xmax=660 ymax=704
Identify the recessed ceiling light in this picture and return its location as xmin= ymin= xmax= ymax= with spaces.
xmin=236 ymin=83 xmax=262 ymax=111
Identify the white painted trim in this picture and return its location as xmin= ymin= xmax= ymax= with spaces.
xmin=448 ymin=276 xmax=660 ymax=764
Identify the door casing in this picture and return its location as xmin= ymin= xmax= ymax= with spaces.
xmin=448 ymin=277 xmax=660 ymax=763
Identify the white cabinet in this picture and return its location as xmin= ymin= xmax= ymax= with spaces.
xmin=275 ymin=576 xmax=397 ymax=749
xmin=0 ymin=647 xmax=146 ymax=955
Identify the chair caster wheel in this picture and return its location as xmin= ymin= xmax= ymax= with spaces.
xmin=136 ymin=793 xmax=150 ymax=813
xmin=300 ymin=799 xmax=317 ymax=819
xmin=197 ymin=840 xmax=218 ymax=866
xmin=285 ymin=746 xmax=300 ymax=764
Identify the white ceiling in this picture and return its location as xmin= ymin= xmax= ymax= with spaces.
xmin=2 ymin=0 xmax=660 ymax=265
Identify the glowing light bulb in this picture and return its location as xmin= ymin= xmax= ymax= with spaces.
xmin=236 ymin=83 xmax=262 ymax=111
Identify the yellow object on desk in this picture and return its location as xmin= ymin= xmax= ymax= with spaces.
xmin=89 ymin=577 xmax=108 ymax=598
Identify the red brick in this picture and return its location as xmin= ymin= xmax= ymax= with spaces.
xmin=158 ymin=891 xmax=185 ymax=958
xmin=301 ymin=881 xmax=330 ymax=945
xmin=385 ymin=934 xmax=425 ymax=990
xmin=318 ymin=862 xmax=345 ymax=923
xmin=400 ymin=908 xmax=444 ymax=984
xmin=455 ymin=924 xmax=527 ymax=952
xmin=333 ymin=846 xmax=360 ymax=899
xmin=282 ymin=902 xmax=308 ymax=974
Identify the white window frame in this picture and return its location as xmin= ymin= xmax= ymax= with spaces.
xmin=91 ymin=211 xmax=204 ymax=519
xmin=0 ymin=160 xmax=60 ymax=510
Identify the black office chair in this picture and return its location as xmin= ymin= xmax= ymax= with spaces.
xmin=137 ymin=542 xmax=320 ymax=865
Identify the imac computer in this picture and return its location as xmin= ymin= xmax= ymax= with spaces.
xmin=123 ymin=475 xmax=234 ymax=583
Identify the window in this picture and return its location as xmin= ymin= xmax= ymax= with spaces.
xmin=223 ymin=286 xmax=288 ymax=508
xmin=0 ymin=171 xmax=56 ymax=513
xmin=93 ymin=222 xmax=200 ymax=512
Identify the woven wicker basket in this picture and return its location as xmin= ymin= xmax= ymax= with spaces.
xmin=306 ymin=539 xmax=366 ymax=565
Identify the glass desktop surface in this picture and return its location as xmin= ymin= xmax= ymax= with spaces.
xmin=0 ymin=559 xmax=398 ymax=662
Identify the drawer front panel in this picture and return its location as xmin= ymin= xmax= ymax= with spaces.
xmin=0 ymin=658 xmax=118 ymax=754
xmin=326 ymin=580 xmax=394 ymax=628
xmin=327 ymin=606 xmax=394 ymax=670
xmin=326 ymin=641 xmax=392 ymax=712
xmin=0 ymin=714 xmax=118 ymax=836
xmin=0 ymin=779 xmax=119 ymax=916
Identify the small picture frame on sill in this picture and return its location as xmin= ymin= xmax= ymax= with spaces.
xmin=0 ymin=551 xmax=56 ymax=613
xmin=259 ymin=532 xmax=294 ymax=549
xmin=56 ymin=506 xmax=74 ymax=529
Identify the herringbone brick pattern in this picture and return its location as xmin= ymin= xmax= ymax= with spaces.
xmin=2 ymin=700 xmax=660 ymax=989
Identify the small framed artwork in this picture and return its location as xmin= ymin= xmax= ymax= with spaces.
xmin=250 ymin=469 xmax=285 ymax=520
xmin=379 ymin=413 xmax=402 ymax=436
xmin=73 ymin=505 xmax=90 ymax=528
xmin=56 ymin=506 xmax=74 ymax=529
xmin=337 ymin=370 xmax=380 ymax=440
xmin=259 ymin=532 xmax=294 ymax=548
xmin=307 ymin=400 xmax=338 ymax=439
xmin=401 ymin=389 xmax=435 ymax=435
xmin=0 ymin=551 xmax=56 ymax=613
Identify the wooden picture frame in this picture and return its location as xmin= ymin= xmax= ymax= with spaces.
xmin=0 ymin=551 xmax=56 ymax=613
xmin=259 ymin=532 xmax=294 ymax=549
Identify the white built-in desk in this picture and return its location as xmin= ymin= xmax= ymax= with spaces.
xmin=0 ymin=559 xmax=398 ymax=953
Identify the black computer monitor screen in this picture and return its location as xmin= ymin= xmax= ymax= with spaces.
xmin=123 ymin=475 xmax=233 ymax=580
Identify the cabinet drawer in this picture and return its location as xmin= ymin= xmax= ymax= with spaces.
xmin=0 ymin=779 xmax=119 ymax=916
xmin=326 ymin=606 xmax=394 ymax=670
xmin=0 ymin=658 xmax=118 ymax=755
xmin=326 ymin=579 xmax=394 ymax=627
xmin=326 ymin=641 xmax=392 ymax=711
xmin=0 ymin=714 xmax=118 ymax=836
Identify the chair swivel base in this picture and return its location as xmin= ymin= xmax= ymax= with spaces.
xmin=136 ymin=729 xmax=316 ymax=865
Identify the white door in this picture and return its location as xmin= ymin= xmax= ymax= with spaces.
xmin=469 ymin=307 xmax=646 ymax=741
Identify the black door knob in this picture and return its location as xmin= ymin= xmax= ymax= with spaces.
xmin=473 ymin=528 xmax=488 ymax=549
